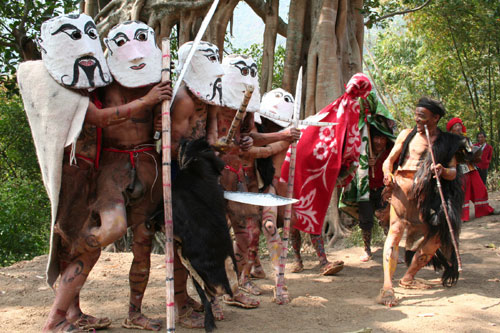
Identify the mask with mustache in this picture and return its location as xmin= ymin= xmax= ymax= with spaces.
xmin=177 ymin=41 xmax=224 ymax=105
xmin=39 ymin=13 xmax=111 ymax=89
xmin=105 ymin=21 xmax=161 ymax=88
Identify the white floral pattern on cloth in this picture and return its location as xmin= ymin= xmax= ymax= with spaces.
xmin=281 ymin=73 xmax=372 ymax=235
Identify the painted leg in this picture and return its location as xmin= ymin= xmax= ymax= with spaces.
xmin=399 ymin=234 xmax=441 ymax=289
xmin=74 ymin=203 xmax=128 ymax=254
xmin=123 ymin=222 xmax=162 ymax=331
xmin=173 ymin=249 xmax=204 ymax=329
xmin=240 ymin=217 xmax=262 ymax=296
xmin=378 ymin=205 xmax=405 ymax=307
xmin=290 ymin=228 xmax=304 ymax=273
xmin=42 ymin=250 xmax=101 ymax=332
xmin=360 ymin=229 xmax=373 ymax=262
xmin=311 ymin=233 xmax=344 ymax=275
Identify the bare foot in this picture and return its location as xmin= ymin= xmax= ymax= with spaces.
xmin=320 ymin=261 xmax=344 ymax=276
xmin=399 ymin=278 xmax=433 ymax=289
xmin=211 ymin=298 xmax=224 ymax=321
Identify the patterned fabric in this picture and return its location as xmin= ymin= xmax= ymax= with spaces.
xmin=340 ymin=92 xmax=395 ymax=218
xmin=280 ymin=73 xmax=372 ymax=235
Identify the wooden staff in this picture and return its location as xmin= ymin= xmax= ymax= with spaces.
xmin=424 ymin=124 xmax=463 ymax=272
xmin=215 ymin=85 xmax=254 ymax=152
xmin=160 ymin=38 xmax=175 ymax=331
xmin=277 ymin=68 xmax=302 ymax=301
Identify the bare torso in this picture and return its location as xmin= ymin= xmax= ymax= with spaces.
xmin=101 ymin=82 xmax=156 ymax=148
xmin=171 ymin=84 xmax=216 ymax=158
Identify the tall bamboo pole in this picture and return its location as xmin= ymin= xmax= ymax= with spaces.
xmin=277 ymin=68 xmax=302 ymax=301
xmin=160 ymin=38 xmax=175 ymax=331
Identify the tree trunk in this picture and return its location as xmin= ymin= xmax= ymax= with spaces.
xmin=283 ymin=0 xmax=364 ymax=117
xmin=260 ymin=0 xmax=279 ymax=95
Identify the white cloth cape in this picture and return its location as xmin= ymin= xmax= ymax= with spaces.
xmin=17 ymin=60 xmax=89 ymax=287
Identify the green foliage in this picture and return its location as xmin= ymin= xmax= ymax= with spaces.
xmin=0 ymin=0 xmax=79 ymax=94
xmin=0 ymin=89 xmax=50 ymax=266
xmin=345 ymin=222 xmax=386 ymax=249
xmin=368 ymin=0 xmax=500 ymax=168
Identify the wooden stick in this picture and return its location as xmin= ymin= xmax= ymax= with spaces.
xmin=160 ymin=38 xmax=175 ymax=331
xmin=215 ymin=85 xmax=254 ymax=152
xmin=424 ymin=124 xmax=463 ymax=272
xmin=226 ymin=85 xmax=254 ymax=142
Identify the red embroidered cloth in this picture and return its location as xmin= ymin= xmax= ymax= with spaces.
xmin=281 ymin=73 xmax=372 ymax=234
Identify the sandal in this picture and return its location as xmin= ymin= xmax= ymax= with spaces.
xmin=399 ymin=278 xmax=433 ymax=290
xmin=376 ymin=288 xmax=398 ymax=307
xmin=222 ymin=293 xmax=260 ymax=309
xmin=74 ymin=313 xmax=111 ymax=330
xmin=250 ymin=264 xmax=266 ymax=279
xmin=240 ymin=279 xmax=262 ymax=296
xmin=291 ymin=260 xmax=304 ymax=273
xmin=122 ymin=313 xmax=162 ymax=331
xmin=320 ymin=261 xmax=344 ymax=276
xmin=175 ymin=307 xmax=204 ymax=329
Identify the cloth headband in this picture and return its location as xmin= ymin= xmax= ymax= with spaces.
xmin=416 ymin=100 xmax=445 ymax=117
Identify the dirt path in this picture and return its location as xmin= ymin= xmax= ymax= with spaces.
xmin=1 ymin=198 xmax=500 ymax=332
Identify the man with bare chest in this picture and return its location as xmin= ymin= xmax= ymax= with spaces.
xmin=165 ymin=40 xmax=228 ymax=328
xmin=378 ymin=97 xmax=463 ymax=307
xmin=74 ymin=21 xmax=168 ymax=331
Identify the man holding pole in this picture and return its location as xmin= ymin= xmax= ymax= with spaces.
xmin=377 ymin=97 xmax=464 ymax=307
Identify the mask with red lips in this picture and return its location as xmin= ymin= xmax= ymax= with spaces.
xmin=105 ymin=21 xmax=161 ymax=88
xmin=39 ymin=13 xmax=111 ymax=89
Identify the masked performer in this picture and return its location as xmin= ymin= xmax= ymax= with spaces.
xmin=341 ymin=93 xmax=396 ymax=261
xmin=377 ymin=97 xmax=464 ymax=307
xmin=240 ymin=88 xmax=300 ymax=303
xmin=66 ymin=21 xmax=170 ymax=331
xmin=18 ymin=14 xmax=170 ymax=332
xmin=281 ymin=74 xmax=372 ymax=276
xmin=168 ymin=40 xmax=228 ymax=328
xmin=446 ymin=118 xmax=495 ymax=221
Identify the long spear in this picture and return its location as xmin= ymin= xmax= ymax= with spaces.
xmin=160 ymin=37 xmax=175 ymax=331
xmin=424 ymin=124 xmax=463 ymax=272
xmin=277 ymin=67 xmax=302 ymax=301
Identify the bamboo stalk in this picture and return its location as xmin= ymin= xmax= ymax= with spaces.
xmin=277 ymin=68 xmax=302 ymax=301
xmin=160 ymin=38 xmax=175 ymax=331
xmin=424 ymin=124 xmax=463 ymax=272
xmin=215 ymin=85 xmax=254 ymax=152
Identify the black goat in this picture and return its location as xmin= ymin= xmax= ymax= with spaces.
xmin=173 ymin=138 xmax=238 ymax=332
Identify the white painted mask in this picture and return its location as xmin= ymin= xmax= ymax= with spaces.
xmin=105 ymin=21 xmax=161 ymax=88
xmin=39 ymin=13 xmax=111 ymax=89
xmin=256 ymin=88 xmax=294 ymax=127
xmin=221 ymin=54 xmax=261 ymax=112
xmin=177 ymin=41 xmax=224 ymax=105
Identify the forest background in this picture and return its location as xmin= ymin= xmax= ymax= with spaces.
xmin=0 ymin=0 xmax=499 ymax=267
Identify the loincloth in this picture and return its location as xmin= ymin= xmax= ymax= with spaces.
xmin=391 ymin=169 xmax=429 ymax=251
xmin=95 ymin=146 xmax=162 ymax=218
xmin=54 ymin=154 xmax=97 ymax=255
